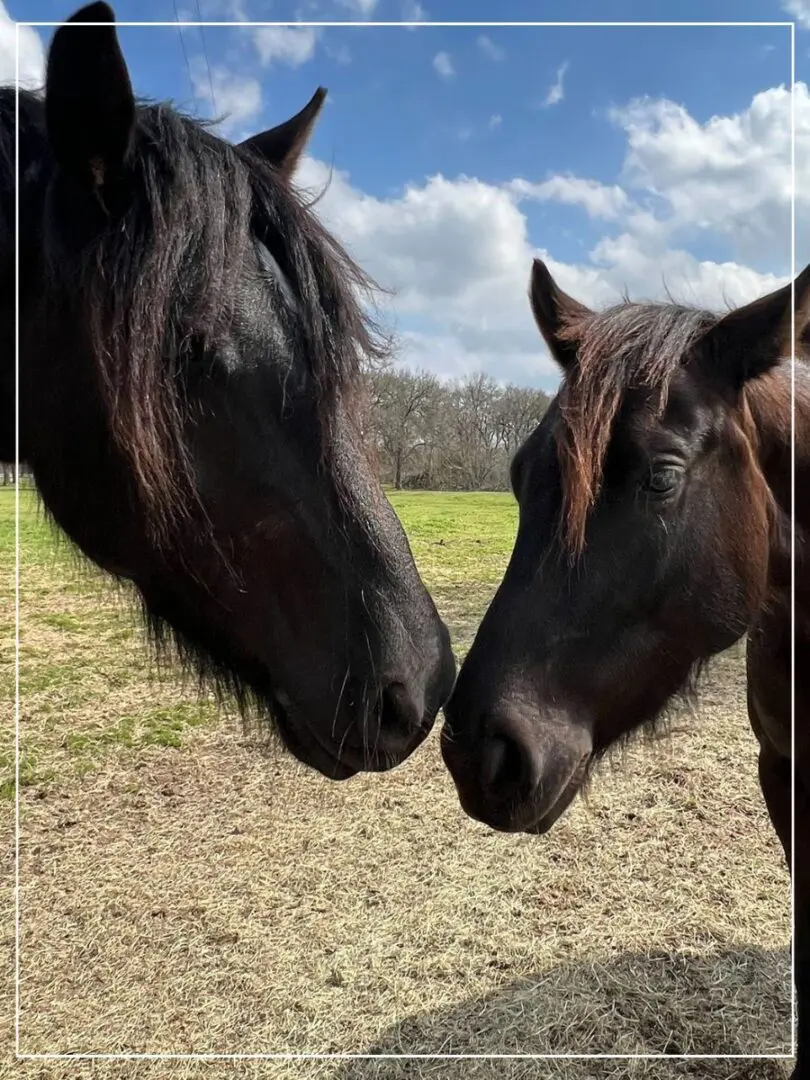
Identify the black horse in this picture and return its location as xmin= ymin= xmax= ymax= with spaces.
xmin=4 ymin=2 xmax=455 ymax=779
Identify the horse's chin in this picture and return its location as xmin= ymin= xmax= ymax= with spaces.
xmin=520 ymin=766 xmax=587 ymax=834
xmin=272 ymin=703 xmax=360 ymax=780
xmin=270 ymin=691 xmax=418 ymax=780
xmin=451 ymin=747 xmax=590 ymax=835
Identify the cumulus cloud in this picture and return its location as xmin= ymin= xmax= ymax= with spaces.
xmin=293 ymin=129 xmax=785 ymax=389
xmin=0 ymin=2 xmax=44 ymax=89
xmin=541 ymin=61 xmax=568 ymax=108
xmin=253 ymin=26 xmax=319 ymax=67
xmin=508 ymin=175 xmax=630 ymax=221
xmin=289 ymin=80 xmax=802 ymax=387
xmin=609 ymin=83 xmax=809 ymax=267
xmin=433 ymin=51 xmax=454 ymax=79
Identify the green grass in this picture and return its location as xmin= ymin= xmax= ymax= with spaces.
xmin=64 ymin=702 xmax=216 ymax=758
xmin=2 ymin=484 xmax=518 ymax=797
xmin=0 ymin=486 xmax=74 ymax=565
xmin=0 ymin=743 xmax=53 ymax=799
xmin=387 ymin=490 xmax=517 ymax=587
xmin=386 ymin=490 xmax=518 ymax=650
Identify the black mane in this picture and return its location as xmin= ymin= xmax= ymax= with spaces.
xmin=4 ymin=86 xmax=386 ymax=542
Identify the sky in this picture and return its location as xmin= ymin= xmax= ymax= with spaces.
xmin=3 ymin=0 xmax=809 ymax=391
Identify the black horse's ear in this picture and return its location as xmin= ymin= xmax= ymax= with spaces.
xmin=529 ymin=258 xmax=592 ymax=372
xmin=239 ymin=87 xmax=327 ymax=177
xmin=45 ymin=2 xmax=135 ymax=189
xmin=697 ymin=263 xmax=810 ymax=392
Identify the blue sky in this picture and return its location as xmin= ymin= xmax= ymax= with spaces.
xmin=4 ymin=0 xmax=808 ymax=389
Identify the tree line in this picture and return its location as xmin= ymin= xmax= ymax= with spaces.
xmin=0 ymin=463 xmax=32 ymax=485
xmin=363 ymin=367 xmax=551 ymax=491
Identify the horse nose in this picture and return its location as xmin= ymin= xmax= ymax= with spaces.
xmin=477 ymin=716 xmax=544 ymax=804
xmin=378 ymin=617 xmax=456 ymax=746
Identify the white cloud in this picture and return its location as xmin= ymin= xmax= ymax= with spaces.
xmin=541 ymin=61 xmax=569 ymax=108
xmin=253 ymin=26 xmax=319 ymax=67
xmin=589 ymin=232 xmax=784 ymax=310
xmin=609 ymin=83 xmax=810 ymax=266
xmin=293 ymin=147 xmax=782 ymax=389
xmin=433 ymin=51 xmax=454 ymax=79
xmin=783 ymin=0 xmax=810 ymax=27
xmin=477 ymin=34 xmax=505 ymax=62
xmin=280 ymin=81 xmax=804 ymax=389
xmin=297 ymin=162 xmax=535 ymax=317
xmin=508 ymin=175 xmax=630 ymax=221
xmin=0 ymin=2 xmax=44 ymax=89
xmin=489 ymin=114 xmax=502 ymax=130
xmin=190 ymin=59 xmax=262 ymax=138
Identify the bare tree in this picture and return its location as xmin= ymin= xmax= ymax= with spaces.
xmin=445 ymin=374 xmax=501 ymax=490
xmin=495 ymin=384 xmax=551 ymax=458
xmin=363 ymin=367 xmax=551 ymax=491
xmin=372 ymin=369 xmax=443 ymax=489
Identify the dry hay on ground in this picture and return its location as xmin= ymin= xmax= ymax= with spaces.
xmin=0 ymin=1059 xmax=796 ymax=1080
xmin=5 ymin=656 xmax=792 ymax=1066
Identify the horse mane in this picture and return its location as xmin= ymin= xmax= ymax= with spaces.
xmin=21 ymin=91 xmax=386 ymax=549
xmin=554 ymin=300 xmax=718 ymax=554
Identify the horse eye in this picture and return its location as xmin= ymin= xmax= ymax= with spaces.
xmin=642 ymin=465 xmax=681 ymax=496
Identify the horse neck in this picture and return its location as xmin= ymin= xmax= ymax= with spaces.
xmin=746 ymin=359 xmax=810 ymax=536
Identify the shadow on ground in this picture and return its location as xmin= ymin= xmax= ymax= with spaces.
xmin=330 ymin=945 xmax=793 ymax=1080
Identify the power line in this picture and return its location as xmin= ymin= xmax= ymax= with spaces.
xmin=173 ymin=0 xmax=195 ymax=105
xmin=195 ymin=0 xmax=218 ymax=117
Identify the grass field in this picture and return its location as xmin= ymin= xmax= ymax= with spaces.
xmin=1 ymin=486 xmax=794 ymax=1079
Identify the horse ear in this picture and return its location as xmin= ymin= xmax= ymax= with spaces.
xmin=697 ymin=263 xmax=810 ymax=391
xmin=45 ymin=2 xmax=135 ymax=189
xmin=529 ymin=258 xmax=592 ymax=372
xmin=239 ymin=88 xmax=327 ymax=177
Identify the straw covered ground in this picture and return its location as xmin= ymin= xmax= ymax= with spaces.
xmin=0 ymin=488 xmax=794 ymax=1080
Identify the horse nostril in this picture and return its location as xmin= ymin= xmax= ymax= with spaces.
xmin=380 ymin=681 xmax=422 ymax=738
xmin=480 ymin=736 xmax=516 ymax=789
xmin=479 ymin=724 xmax=540 ymax=800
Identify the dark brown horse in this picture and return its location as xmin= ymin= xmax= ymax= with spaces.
xmin=4 ymin=3 xmax=455 ymax=780
xmin=441 ymin=258 xmax=808 ymax=1074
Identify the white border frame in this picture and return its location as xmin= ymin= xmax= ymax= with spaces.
xmin=12 ymin=12 xmax=799 ymax=1067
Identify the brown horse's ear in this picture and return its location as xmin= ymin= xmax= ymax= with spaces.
xmin=45 ymin=3 xmax=135 ymax=190
xmin=697 ymin=263 xmax=810 ymax=390
xmin=239 ymin=88 xmax=327 ymax=177
xmin=529 ymin=258 xmax=592 ymax=372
